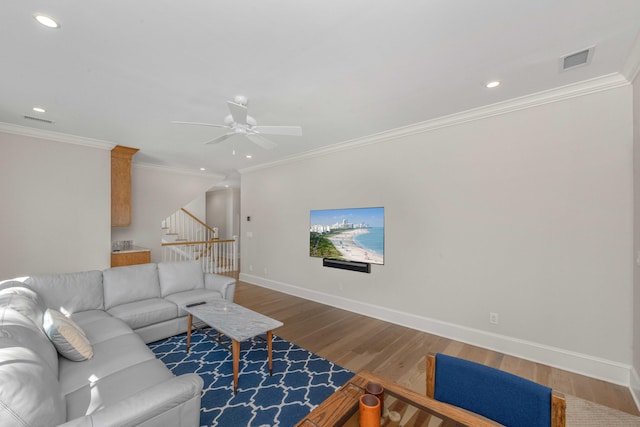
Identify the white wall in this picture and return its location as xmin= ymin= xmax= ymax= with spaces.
xmin=240 ymin=84 xmax=634 ymax=384
xmin=111 ymin=165 xmax=219 ymax=263
xmin=183 ymin=194 xmax=206 ymax=221
xmin=0 ymin=131 xmax=220 ymax=276
xmin=0 ymin=132 xmax=111 ymax=277
xmin=206 ymin=188 xmax=240 ymax=240
xmin=632 ymin=70 xmax=640 ymax=403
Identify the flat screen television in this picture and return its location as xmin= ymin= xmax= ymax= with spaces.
xmin=310 ymin=207 xmax=384 ymax=265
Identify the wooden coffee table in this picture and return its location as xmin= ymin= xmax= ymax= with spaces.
xmin=295 ymin=371 xmax=502 ymax=426
xmin=184 ymin=300 xmax=283 ymax=393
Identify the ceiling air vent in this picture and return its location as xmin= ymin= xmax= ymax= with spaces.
xmin=561 ymin=47 xmax=593 ymax=71
xmin=23 ymin=115 xmax=54 ymax=124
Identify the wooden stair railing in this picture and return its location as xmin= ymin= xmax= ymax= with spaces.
xmin=162 ymin=239 xmax=238 ymax=275
xmin=162 ymin=208 xmax=218 ymax=242
xmin=161 ymin=207 xmax=238 ymax=275
xmin=180 ymin=208 xmax=217 ymax=237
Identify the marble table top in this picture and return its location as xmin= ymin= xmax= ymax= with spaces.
xmin=184 ymin=300 xmax=283 ymax=342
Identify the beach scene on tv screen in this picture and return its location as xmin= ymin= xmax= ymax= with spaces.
xmin=309 ymin=207 xmax=384 ymax=265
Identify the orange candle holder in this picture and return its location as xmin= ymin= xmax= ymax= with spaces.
xmin=365 ymin=381 xmax=384 ymax=414
xmin=359 ymin=393 xmax=381 ymax=427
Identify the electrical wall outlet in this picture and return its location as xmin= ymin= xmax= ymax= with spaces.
xmin=489 ymin=312 xmax=499 ymax=325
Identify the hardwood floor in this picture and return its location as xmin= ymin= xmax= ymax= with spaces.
xmin=234 ymin=281 xmax=640 ymax=416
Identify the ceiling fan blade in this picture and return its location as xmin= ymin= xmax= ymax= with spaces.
xmin=247 ymin=133 xmax=277 ymax=150
xmin=253 ymin=125 xmax=302 ymax=136
xmin=204 ymin=133 xmax=235 ymax=145
xmin=226 ymin=101 xmax=248 ymax=125
xmin=171 ymin=121 xmax=228 ymax=128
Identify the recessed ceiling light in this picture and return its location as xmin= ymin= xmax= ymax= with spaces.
xmin=34 ymin=14 xmax=60 ymax=29
xmin=199 ymin=167 xmax=206 ymax=171
xmin=225 ymin=185 xmax=229 ymax=188
xmin=32 ymin=107 xmax=46 ymax=113
xmin=246 ymin=155 xmax=252 ymax=159
xmin=486 ymin=81 xmax=500 ymax=89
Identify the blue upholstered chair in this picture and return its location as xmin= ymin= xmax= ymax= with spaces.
xmin=426 ymin=353 xmax=566 ymax=427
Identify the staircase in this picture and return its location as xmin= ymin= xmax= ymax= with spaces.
xmin=161 ymin=208 xmax=238 ymax=275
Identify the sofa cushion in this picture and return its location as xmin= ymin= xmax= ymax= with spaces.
xmin=0 ymin=283 xmax=47 ymax=330
xmin=158 ymin=261 xmax=204 ymax=297
xmin=44 ymin=308 xmax=94 ymax=361
xmin=165 ymin=288 xmax=224 ymax=316
xmin=107 ymin=298 xmax=177 ymax=330
xmin=0 ymin=342 xmax=66 ymax=427
xmin=103 ymin=263 xmax=161 ymax=310
xmin=59 ymin=332 xmax=156 ymax=395
xmin=71 ymin=310 xmax=137 ymax=345
xmin=26 ymin=270 xmax=104 ymax=314
xmin=65 ymin=359 xmax=174 ymax=419
xmin=0 ymin=306 xmax=59 ymax=374
xmin=204 ymin=273 xmax=236 ymax=301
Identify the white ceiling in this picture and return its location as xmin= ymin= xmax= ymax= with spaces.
xmin=2 ymin=1 xmax=640 ymax=188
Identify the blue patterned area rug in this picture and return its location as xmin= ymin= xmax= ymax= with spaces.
xmin=148 ymin=329 xmax=354 ymax=427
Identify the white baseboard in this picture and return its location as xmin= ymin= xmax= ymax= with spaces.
xmin=630 ymin=368 xmax=640 ymax=410
xmin=240 ymin=273 xmax=632 ymax=387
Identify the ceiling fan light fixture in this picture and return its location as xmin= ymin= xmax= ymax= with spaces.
xmin=172 ymin=95 xmax=302 ymax=150
xmin=34 ymin=14 xmax=60 ymax=28
xmin=233 ymin=95 xmax=248 ymax=106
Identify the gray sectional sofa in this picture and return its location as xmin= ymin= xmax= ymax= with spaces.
xmin=0 ymin=261 xmax=236 ymax=427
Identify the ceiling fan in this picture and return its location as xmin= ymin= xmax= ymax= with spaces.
xmin=172 ymin=95 xmax=302 ymax=150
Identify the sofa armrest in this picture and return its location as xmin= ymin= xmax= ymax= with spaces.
xmin=57 ymin=374 xmax=203 ymax=427
xmin=204 ymin=273 xmax=236 ymax=302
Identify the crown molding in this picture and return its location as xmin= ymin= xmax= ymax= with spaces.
xmin=2 ymin=71 xmax=631 ymax=178
xmin=133 ymin=162 xmax=225 ymax=180
xmin=0 ymin=122 xmax=115 ymax=150
xmin=240 ymin=73 xmax=629 ymax=175
xmin=0 ymin=121 xmax=224 ymax=179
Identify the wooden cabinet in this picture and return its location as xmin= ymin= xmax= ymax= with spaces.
xmin=111 ymin=145 xmax=139 ymax=227
xmin=111 ymin=249 xmax=151 ymax=267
